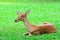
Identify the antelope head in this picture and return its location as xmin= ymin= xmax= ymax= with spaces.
xmin=15 ymin=10 xmax=30 ymax=22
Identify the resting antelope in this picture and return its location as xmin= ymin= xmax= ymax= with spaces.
xmin=15 ymin=10 xmax=56 ymax=36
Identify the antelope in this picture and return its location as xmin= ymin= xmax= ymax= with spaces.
xmin=15 ymin=10 xmax=56 ymax=36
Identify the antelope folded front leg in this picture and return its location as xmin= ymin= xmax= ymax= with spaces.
xmin=23 ymin=32 xmax=29 ymax=35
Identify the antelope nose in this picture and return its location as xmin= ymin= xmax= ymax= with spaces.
xmin=15 ymin=20 xmax=17 ymax=22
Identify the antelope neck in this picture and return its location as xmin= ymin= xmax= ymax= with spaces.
xmin=23 ymin=17 xmax=33 ymax=32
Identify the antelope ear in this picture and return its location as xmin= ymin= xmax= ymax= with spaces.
xmin=25 ymin=10 xmax=30 ymax=15
xmin=17 ymin=11 xmax=21 ymax=15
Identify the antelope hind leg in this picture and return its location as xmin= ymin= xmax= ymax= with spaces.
xmin=28 ymin=33 xmax=32 ymax=36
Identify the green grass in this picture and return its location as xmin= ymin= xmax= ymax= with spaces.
xmin=0 ymin=0 xmax=60 ymax=3
xmin=0 ymin=2 xmax=60 ymax=40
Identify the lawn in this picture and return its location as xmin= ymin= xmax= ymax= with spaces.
xmin=0 ymin=0 xmax=59 ymax=3
xmin=0 ymin=2 xmax=60 ymax=40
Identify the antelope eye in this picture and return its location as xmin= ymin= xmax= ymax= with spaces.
xmin=21 ymin=15 xmax=24 ymax=17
